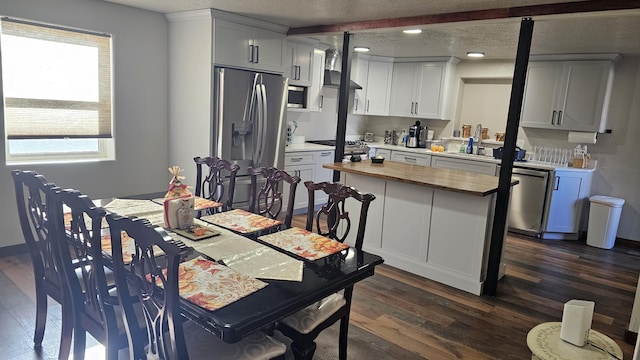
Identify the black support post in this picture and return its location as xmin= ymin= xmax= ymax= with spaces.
xmin=483 ymin=18 xmax=534 ymax=296
xmin=333 ymin=32 xmax=352 ymax=182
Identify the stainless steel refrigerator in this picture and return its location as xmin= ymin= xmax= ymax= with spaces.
xmin=212 ymin=67 xmax=288 ymax=209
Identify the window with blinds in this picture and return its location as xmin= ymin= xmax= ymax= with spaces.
xmin=1 ymin=16 xmax=114 ymax=163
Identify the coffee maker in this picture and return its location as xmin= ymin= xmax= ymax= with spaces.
xmin=407 ymin=121 xmax=426 ymax=148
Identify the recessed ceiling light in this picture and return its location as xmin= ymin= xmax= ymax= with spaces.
xmin=354 ymin=46 xmax=370 ymax=53
xmin=467 ymin=52 xmax=485 ymax=58
xmin=402 ymin=29 xmax=422 ymax=34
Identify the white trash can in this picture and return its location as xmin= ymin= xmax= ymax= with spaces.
xmin=586 ymin=195 xmax=625 ymax=249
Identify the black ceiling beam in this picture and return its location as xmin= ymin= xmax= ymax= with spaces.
xmin=288 ymin=0 xmax=640 ymax=35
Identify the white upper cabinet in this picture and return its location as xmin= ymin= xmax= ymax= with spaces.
xmin=350 ymin=55 xmax=393 ymax=116
xmin=520 ymin=56 xmax=618 ymax=132
xmin=285 ymin=40 xmax=314 ymax=86
xmin=214 ymin=18 xmax=286 ymax=73
xmin=307 ymin=49 xmax=325 ymax=112
xmin=389 ymin=58 xmax=458 ymax=120
xmin=351 ymin=55 xmax=369 ymax=115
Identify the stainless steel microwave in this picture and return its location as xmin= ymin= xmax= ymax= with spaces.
xmin=287 ymin=85 xmax=307 ymax=109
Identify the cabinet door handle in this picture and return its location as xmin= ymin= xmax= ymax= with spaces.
xmin=249 ymin=45 xmax=255 ymax=63
xmin=320 ymin=95 xmax=324 ymax=108
xmin=554 ymin=176 xmax=560 ymax=190
xmin=551 ymin=110 xmax=557 ymax=125
xmin=405 ymin=157 xmax=417 ymax=163
xmin=415 ymin=102 xmax=419 ymax=114
xmin=354 ymin=98 xmax=358 ymax=111
xmin=253 ymin=45 xmax=260 ymax=63
xmin=320 ymin=152 xmax=332 ymax=156
xmin=366 ymin=100 xmax=370 ymax=112
xmin=290 ymin=157 xmax=303 ymax=163
xmin=558 ymin=110 xmax=563 ymax=125
xmin=410 ymin=102 xmax=415 ymax=114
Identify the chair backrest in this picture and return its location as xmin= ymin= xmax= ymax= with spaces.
xmin=107 ymin=214 xmax=189 ymax=360
xmin=48 ymin=188 xmax=121 ymax=341
xmin=194 ymin=156 xmax=240 ymax=212
xmin=304 ymin=181 xmax=375 ymax=250
xmin=247 ymin=166 xmax=300 ymax=228
xmin=11 ymin=170 xmax=62 ymax=296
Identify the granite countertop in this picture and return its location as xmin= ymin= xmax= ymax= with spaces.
xmin=324 ymin=160 xmax=518 ymax=197
xmin=368 ymin=142 xmax=596 ymax=172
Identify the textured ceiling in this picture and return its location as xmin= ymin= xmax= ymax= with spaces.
xmin=100 ymin=0 xmax=580 ymax=27
xmin=100 ymin=0 xmax=640 ymax=59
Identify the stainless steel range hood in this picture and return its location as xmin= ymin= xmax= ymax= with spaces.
xmin=324 ymin=49 xmax=362 ymax=90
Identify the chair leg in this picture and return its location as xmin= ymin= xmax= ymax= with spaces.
xmin=338 ymin=316 xmax=350 ymax=360
xmin=72 ymin=325 xmax=86 ymax=360
xmin=105 ymin=337 xmax=119 ymax=360
xmin=58 ymin=298 xmax=73 ymax=360
xmin=290 ymin=339 xmax=317 ymax=360
xmin=33 ymin=279 xmax=47 ymax=348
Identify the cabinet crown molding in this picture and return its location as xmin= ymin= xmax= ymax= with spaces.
xmin=166 ymin=9 xmax=287 ymax=34
xmin=530 ymin=53 xmax=621 ymax=62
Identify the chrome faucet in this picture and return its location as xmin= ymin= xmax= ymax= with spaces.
xmin=474 ymin=124 xmax=482 ymax=151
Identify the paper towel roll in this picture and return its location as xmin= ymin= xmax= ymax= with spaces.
xmin=568 ymin=131 xmax=597 ymax=144
xmin=560 ymin=299 xmax=595 ymax=346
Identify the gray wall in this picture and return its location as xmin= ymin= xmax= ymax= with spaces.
xmin=0 ymin=0 xmax=170 ymax=248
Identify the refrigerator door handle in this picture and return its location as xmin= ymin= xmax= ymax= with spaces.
xmin=252 ymin=82 xmax=261 ymax=164
xmin=257 ymin=83 xmax=268 ymax=165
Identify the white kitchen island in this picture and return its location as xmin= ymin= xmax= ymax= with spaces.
xmin=325 ymin=160 xmax=518 ymax=295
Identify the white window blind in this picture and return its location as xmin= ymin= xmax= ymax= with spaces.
xmin=1 ymin=17 xmax=112 ymax=139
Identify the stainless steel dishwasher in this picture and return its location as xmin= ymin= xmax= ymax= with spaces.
xmin=500 ymin=166 xmax=552 ymax=236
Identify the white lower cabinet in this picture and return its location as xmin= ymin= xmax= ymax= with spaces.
xmin=338 ymin=171 xmax=498 ymax=295
xmin=315 ymin=150 xmax=335 ymax=204
xmin=380 ymin=181 xmax=432 ymax=262
xmin=543 ymin=170 xmax=592 ymax=236
xmin=430 ymin=156 xmax=498 ymax=175
xmin=284 ymin=152 xmax=316 ymax=212
xmin=390 ymin=150 xmax=431 ymax=166
xmin=284 ymin=149 xmax=335 ymax=212
xmin=375 ymin=148 xmax=391 ymax=159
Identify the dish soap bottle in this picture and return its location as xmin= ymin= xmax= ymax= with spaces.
xmin=466 ymin=137 xmax=474 ymax=154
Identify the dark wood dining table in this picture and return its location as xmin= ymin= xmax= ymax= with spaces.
xmin=107 ymin=192 xmax=384 ymax=348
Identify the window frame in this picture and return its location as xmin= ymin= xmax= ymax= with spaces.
xmin=1 ymin=16 xmax=115 ymax=164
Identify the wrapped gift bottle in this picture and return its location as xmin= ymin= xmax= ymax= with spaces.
xmin=177 ymin=198 xmax=194 ymax=230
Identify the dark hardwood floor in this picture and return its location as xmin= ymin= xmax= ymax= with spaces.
xmin=1 ymin=216 xmax=638 ymax=359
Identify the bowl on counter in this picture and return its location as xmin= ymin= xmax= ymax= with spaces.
xmin=493 ymin=146 xmax=527 ymax=161
xmin=371 ymin=156 xmax=385 ymax=164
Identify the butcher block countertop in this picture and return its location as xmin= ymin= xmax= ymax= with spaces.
xmin=324 ymin=160 xmax=518 ymax=197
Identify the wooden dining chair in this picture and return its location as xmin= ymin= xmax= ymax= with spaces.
xmin=11 ymin=170 xmax=72 ymax=359
xmin=276 ymin=181 xmax=375 ymax=360
xmin=247 ymin=166 xmax=301 ymax=228
xmin=194 ymin=156 xmax=240 ymax=214
xmin=48 ymin=187 xmax=131 ymax=360
xmin=106 ymin=213 xmax=287 ymax=360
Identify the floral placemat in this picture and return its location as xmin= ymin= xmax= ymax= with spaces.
xmin=152 ymin=196 xmax=222 ymax=211
xmin=258 ymin=227 xmax=350 ymax=261
xmin=201 ymin=209 xmax=282 ymax=234
xmin=100 ymin=231 xmax=164 ymax=264
xmin=193 ymin=197 xmax=223 ymax=211
xmin=177 ymin=256 xmax=268 ymax=311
